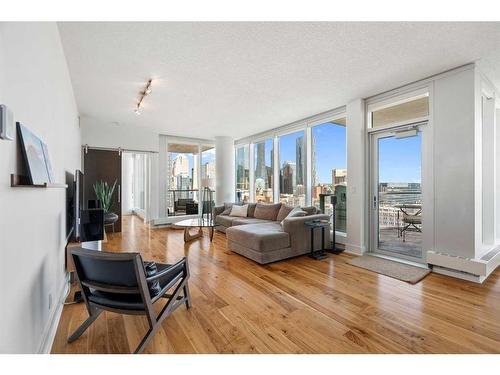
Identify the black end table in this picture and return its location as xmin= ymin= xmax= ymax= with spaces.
xmin=304 ymin=220 xmax=331 ymax=260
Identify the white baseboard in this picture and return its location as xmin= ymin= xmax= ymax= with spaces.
xmin=344 ymin=242 xmax=365 ymax=256
xmin=37 ymin=275 xmax=69 ymax=354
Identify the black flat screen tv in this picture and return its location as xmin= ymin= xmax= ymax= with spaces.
xmin=74 ymin=170 xmax=84 ymax=240
xmin=66 ymin=169 xmax=84 ymax=242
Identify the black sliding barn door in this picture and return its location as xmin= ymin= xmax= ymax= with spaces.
xmin=83 ymin=148 xmax=122 ymax=232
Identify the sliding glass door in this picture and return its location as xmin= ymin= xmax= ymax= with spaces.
xmin=370 ymin=125 xmax=424 ymax=261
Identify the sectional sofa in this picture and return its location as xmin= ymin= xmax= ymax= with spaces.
xmin=213 ymin=202 xmax=331 ymax=264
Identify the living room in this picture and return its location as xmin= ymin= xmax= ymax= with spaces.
xmin=1 ymin=1 xmax=500 ymax=373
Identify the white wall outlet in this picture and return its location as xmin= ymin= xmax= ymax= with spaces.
xmin=0 ymin=104 xmax=14 ymax=140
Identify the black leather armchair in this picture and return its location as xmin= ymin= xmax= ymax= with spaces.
xmin=68 ymin=248 xmax=192 ymax=353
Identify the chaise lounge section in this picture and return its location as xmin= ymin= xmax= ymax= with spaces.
xmin=213 ymin=202 xmax=331 ymax=264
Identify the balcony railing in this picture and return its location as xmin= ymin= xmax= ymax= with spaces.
xmin=167 ymin=189 xmax=215 ymax=217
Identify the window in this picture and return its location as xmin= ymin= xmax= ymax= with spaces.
xmin=254 ymin=139 xmax=274 ymax=203
xmin=235 ymin=145 xmax=250 ymax=203
xmin=201 ymin=145 xmax=216 ymax=191
xmin=311 ymin=119 xmax=347 ymax=232
xmin=167 ymin=143 xmax=199 ymax=216
xmin=133 ymin=153 xmax=146 ymax=211
xmin=279 ymin=130 xmax=306 ymax=207
xmin=370 ymin=94 xmax=429 ymax=128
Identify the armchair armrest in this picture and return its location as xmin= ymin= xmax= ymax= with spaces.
xmin=282 ymin=214 xmax=331 ymax=252
xmin=145 ymin=258 xmax=186 ymax=283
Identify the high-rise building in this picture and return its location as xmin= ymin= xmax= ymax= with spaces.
xmin=172 ymin=154 xmax=189 ymax=177
xmin=296 ymin=136 xmax=304 ymax=186
xmin=201 ymin=160 xmax=216 ymax=190
xmin=311 ymin=135 xmax=317 ymax=186
xmin=255 ymin=142 xmax=266 ymax=180
xmin=281 ymin=161 xmax=296 ymax=194
xmin=332 ymin=168 xmax=347 ymax=186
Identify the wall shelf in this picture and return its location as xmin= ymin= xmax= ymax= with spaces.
xmin=10 ymin=174 xmax=67 ymax=189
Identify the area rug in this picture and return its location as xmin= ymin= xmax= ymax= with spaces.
xmin=349 ymin=256 xmax=430 ymax=284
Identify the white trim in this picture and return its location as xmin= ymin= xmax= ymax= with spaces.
xmin=235 ymin=105 xmax=346 ymax=145
xmin=37 ymin=276 xmax=69 ymax=354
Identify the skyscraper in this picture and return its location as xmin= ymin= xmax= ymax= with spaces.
xmin=281 ymin=161 xmax=296 ymax=194
xmin=255 ymin=142 xmax=266 ymax=180
xmin=311 ymin=135 xmax=317 ymax=186
xmin=296 ymin=136 xmax=304 ymax=186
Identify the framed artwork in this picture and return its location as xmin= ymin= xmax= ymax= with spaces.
xmin=17 ymin=123 xmax=51 ymax=185
xmin=41 ymin=142 xmax=54 ymax=182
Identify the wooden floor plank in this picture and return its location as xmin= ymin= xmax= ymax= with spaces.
xmin=51 ymin=215 xmax=500 ymax=354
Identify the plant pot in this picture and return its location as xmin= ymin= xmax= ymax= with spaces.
xmin=104 ymin=212 xmax=119 ymax=225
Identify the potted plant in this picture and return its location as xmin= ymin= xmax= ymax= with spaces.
xmin=93 ymin=179 xmax=118 ymax=229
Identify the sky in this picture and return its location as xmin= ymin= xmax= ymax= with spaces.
xmin=378 ymin=132 xmax=421 ymax=183
xmin=280 ymin=124 xmax=347 ymax=184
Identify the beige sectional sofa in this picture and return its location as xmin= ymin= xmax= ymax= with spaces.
xmin=213 ymin=202 xmax=331 ymax=264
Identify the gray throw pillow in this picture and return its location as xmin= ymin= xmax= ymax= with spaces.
xmin=276 ymin=205 xmax=294 ymax=222
xmin=254 ymin=203 xmax=282 ymax=221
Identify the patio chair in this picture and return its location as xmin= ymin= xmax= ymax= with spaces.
xmin=68 ymin=248 xmax=191 ymax=353
xmin=401 ymin=214 xmax=422 ymax=242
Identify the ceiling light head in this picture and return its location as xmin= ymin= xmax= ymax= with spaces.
xmin=133 ymin=78 xmax=153 ymax=115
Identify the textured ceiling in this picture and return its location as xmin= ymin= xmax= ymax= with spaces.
xmin=58 ymin=22 xmax=500 ymax=139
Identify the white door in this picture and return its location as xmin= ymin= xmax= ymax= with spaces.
xmin=369 ymin=124 xmax=425 ymax=262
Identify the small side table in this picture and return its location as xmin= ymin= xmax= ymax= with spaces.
xmin=304 ymin=220 xmax=331 ymax=260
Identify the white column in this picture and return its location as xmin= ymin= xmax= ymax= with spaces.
xmin=346 ymin=99 xmax=366 ymax=255
xmin=215 ymin=136 xmax=235 ymax=205
xmin=158 ymin=135 xmax=168 ymax=219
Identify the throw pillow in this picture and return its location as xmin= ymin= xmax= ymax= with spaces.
xmin=230 ymin=204 xmax=248 ymax=217
xmin=280 ymin=207 xmax=307 ymax=226
xmin=253 ymin=203 xmax=282 ymax=221
xmin=276 ymin=205 xmax=294 ymax=222
xmin=301 ymin=206 xmax=319 ymax=216
xmin=247 ymin=203 xmax=257 ymax=218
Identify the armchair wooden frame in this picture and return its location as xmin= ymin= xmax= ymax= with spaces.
xmin=68 ymin=248 xmax=192 ymax=354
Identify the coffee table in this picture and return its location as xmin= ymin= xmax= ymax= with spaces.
xmin=174 ymin=217 xmax=215 ymax=242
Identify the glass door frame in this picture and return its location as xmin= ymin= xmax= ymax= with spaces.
xmin=368 ymin=121 xmax=427 ymax=263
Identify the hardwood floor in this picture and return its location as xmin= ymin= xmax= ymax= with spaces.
xmin=52 ymin=215 xmax=500 ymax=354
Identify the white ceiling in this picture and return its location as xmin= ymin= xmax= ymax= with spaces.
xmin=58 ymin=22 xmax=500 ymax=139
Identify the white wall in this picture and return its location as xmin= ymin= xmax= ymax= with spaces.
xmin=0 ymin=23 xmax=81 ymax=353
xmin=80 ymin=115 xmax=159 ymax=152
xmin=433 ymin=68 xmax=476 ymax=259
xmin=345 ymin=99 xmax=366 ymax=255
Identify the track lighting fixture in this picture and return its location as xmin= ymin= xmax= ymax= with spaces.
xmin=134 ymin=79 xmax=152 ymax=114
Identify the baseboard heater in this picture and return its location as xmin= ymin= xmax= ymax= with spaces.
xmin=427 ymin=246 xmax=500 ymax=283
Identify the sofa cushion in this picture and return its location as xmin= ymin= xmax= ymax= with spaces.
xmin=230 ymin=204 xmax=248 ymax=217
xmin=276 ymin=205 xmax=294 ymax=222
xmin=226 ymin=223 xmax=290 ymax=252
xmin=231 ymin=217 xmax=273 ymax=226
xmin=280 ymin=207 xmax=307 ymax=225
xmin=215 ymin=214 xmax=239 ymax=227
xmin=254 ymin=203 xmax=282 ymax=221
